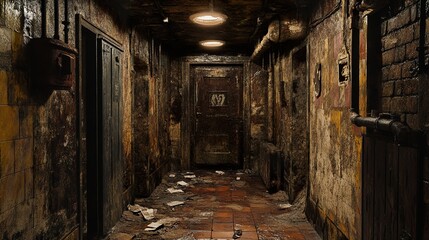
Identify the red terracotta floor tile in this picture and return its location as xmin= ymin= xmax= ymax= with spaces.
xmin=233 ymin=217 xmax=254 ymax=225
xmin=191 ymin=222 xmax=213 ymax=231
xmin=192 ymin=230 xmax=212 ymax=239
xmin=211 ymin=231 xmax=234 ymax=239
xmin=234 ymin=223 xmax=256 ymax=231
xmin=212 ymin=222 xmax=233 ymax=231
xmin=214 ymin=211 xmax=233 ymax=218
xmin=240 ymin=231 xmax=259 ymax=239
xmin=216 ymin=186 xmax=230 ymax=192
xmin=214 ymin=217 xmax=233 ymax=223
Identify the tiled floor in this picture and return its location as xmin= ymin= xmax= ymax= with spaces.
xmin=106 ymin=170 xmax=321 ymax=240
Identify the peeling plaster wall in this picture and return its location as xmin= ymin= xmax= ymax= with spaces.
xmin=0 ymin=0 xmax=134 ymax=238
xmin=304 ymin=0 xmax=362 ymax=239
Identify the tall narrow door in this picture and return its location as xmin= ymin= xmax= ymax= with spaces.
xmin=99 ymin=39 xmax=122 ymax=235
xmin=193 ymin=65 xmax=243 ymax=167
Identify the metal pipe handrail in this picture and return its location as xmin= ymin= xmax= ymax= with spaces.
xmin=350 ymin=110 xmax=411 ymax=140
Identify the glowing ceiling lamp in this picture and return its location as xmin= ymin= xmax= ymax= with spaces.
xmin=190 ymin=0 xmax=227 ymax=26
xmin=200 ymin=40 xmax=225 ymax=47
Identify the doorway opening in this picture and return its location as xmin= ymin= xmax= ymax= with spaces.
xmin=78 ymin=16 xmax=123 ymax=239
xmin=80 ymin=26 xmax=100 ymax=239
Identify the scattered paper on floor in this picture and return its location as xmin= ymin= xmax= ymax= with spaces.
xmin=169 ymin=174 xmax=176 ymax=178
xmin=184 ymin=174 xmax=196 ymax=179
xmin=127 ymin=204 xmax=144 ymax=213
xmin=141 ymin=208 xmax=157 ymax=220
xmin=167 ymin=201 xmax=185 ymax=207
xmin=177 ymin=181 xmax=188 ymax=186
xmin=278 ymin=203 xmax=292 ymax=209
xmin=144 ymin=221 xmax=163 ymax=231
xmin=215 ymin=171 xmax=225 ymax=175
xmin=167 ymin=188 xmax=184 ymax=194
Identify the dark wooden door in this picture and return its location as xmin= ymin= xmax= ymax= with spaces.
xmin=99 ymin=39 xmax=122 ymax=235
xmin=192 ymin=65 xmax=243 ymax=167
xmin=362 ymin=133 xmax=422 ymax=240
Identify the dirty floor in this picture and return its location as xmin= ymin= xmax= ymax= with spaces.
xmin=106 ymin=170 xmax=321 ymax=240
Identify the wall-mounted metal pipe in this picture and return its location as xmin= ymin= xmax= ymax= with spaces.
xmin=54 ymin=0 xmax=60 ymax=39
xmin=354 ymin=0 xmax=389 ymax=12
xmin=41 ymin=0 xmax=47 ymax=38
xmin=63 ymin=0 xmax=69 ymax=43
xmin=350 ymin=111 xmax=411 ymax=139
xmin=251 ymin=16 xmax=307 ymax=61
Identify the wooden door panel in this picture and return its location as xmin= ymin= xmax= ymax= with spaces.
xmin=363 ymin=134 xmax=421 ymax=240
xmin=193 ymin=66 xmax=243 ymax=166
xmin=99 ymin=39 xmax=122 ymax=235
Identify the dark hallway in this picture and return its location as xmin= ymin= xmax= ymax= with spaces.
xmin=1 ymin=0 xmax=429 ymax=240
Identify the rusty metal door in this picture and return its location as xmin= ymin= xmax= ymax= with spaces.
xmin=192 ymin=65 xmax=243 ymax=167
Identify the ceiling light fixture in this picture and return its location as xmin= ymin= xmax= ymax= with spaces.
xmin=200 ymin=40 xmax=225 ymax=47
xmin=190 ymin=0 xmax=227 ymax=26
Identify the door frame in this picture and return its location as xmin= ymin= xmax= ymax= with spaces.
xmin=76 ymin=14 xmax=123 ymax=239
xmin=181 ymin=56 xmax=250 ymax=169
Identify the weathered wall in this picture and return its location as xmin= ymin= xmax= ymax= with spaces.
xmin=132 ymin=33 xmax=176 ymax=197
xmin=271 ymin=47 xmax=309 ymax=202
xmin=304 ymin=0 xmax=362 ymax=239
xmin=249 ymin=63 xmax=268 ymax=171
xmin=131 ymin=32 xmax=150 ymax=197
xmin=380 ymin=0 xmax=420 ymax=127
xmin=0 ymin=0 xmax=134 ymax=238
xmin=169 ymin=58 xmax=182 ymax=171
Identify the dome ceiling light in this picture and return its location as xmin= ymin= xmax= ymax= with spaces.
xmin=190 ymin=0 xmax=227 ymax=26
xmin=200 ymin=40 xmax=225 ymax=47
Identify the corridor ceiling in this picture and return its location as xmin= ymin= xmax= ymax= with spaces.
xmin=114 ymin=0 xmax=300 ymax=55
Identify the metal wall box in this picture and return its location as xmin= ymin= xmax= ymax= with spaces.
xmin=29 ymin=38 xmax=78 ymax=90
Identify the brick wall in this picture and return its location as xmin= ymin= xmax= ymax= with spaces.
xmin=380 ymin=0 xmax=420 ymax=128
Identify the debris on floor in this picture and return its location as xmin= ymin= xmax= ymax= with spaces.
xmin=127 ymin=204 xmax=144 ymax=214
xmin=184 ymin=174 xmax=196 ymax=179
xmin=144 ymin=221 xmax=163 ymax=231
xmin=232 ymin=229 xmax=243 ymax=239
xmin=177 ymin=181 xmax=188 ymax=186
xmin=167 ymin=200 xmax=185 ymax=207
xmin=166 ymin=188 xmax=184 ymax=194
xmin=215 ymin=170 xmax=225 ymax=175
xmin=127 ymin=204 xmax=157 ymax=221
xmin=106 ymin=170 xmax=321 ymax=240
xmin=169 ymin=174 xmax=176 ymax=178
xmin=279 ymin=203 xmax=293 ymax=210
